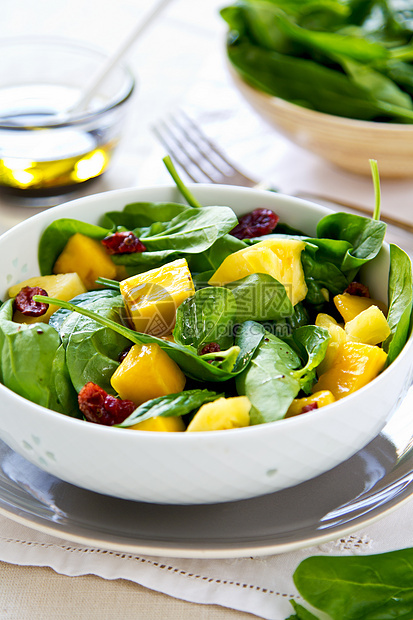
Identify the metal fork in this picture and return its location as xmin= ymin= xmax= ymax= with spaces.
xmin=152 ymin=110 xmax=257 ymax=187
xmin=152 ymin=110 xmax=413 ymax=236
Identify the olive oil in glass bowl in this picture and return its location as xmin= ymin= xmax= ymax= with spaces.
xmin=0 ymin=38 xmax=135 ymax=202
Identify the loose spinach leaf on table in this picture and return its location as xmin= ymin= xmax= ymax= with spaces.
xmin=117 ymin=389 xmax=223 ymax=428
xmin=286 ymin=600 xmax=319 ymax=620
xmin=173 ymin=286 xmax=237 ymax=351
xmin=35 ymin=296 xmax=264 ymax=383
xmin=293 ymin=548 xmax=413 ymax=619
xmin=383 ymin=243 xmax=413 ymax=365
xmin=0 ymin=300 xmax=61 ymax=408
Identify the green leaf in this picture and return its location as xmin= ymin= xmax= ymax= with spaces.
xmin=383 ymin=244 xmax=413 ymax=365
xmin=48 ymin=344 xmax=81 ymax=417
xmin=0 ymin=300 xmax=61 ymax=408
xmin=316 ymin=212 xmax=386 ymax=272
xmin=289 ymin=600 xmax=320 ymax=620
xmin=63 ymin=296 xmax=133 ymax=394
xmin=293 ymin=549 xmax=413 ymax=619
xmin=100 ymin=201 xmax=191 ymax=230
xmin=117 ymin=389 xmax=223 ymax=427
xmin=236 ymin=331 xmax=302 ymax=424
xmin=226 ymin=273 xmax=294 ymax=323
xmin=34 ymin=296 xmax=264 ymax=383
xmin=173 ymin=287 xmax=237 ymax=351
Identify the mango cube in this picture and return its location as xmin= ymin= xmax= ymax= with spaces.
xmin=130 ymin=416 xmax=185 ymax=432
xmin=344 ymin=305 xmax=391 ymax=345
xmin=313 ymin=342 xmax=387 ymax=400
xmin=9 ymin=273 xmax=87 ymax=324
xmin=120 ymin=258 xmax=195 ymax=336
xmin=208 ymin=238 xmax=307 ymax=306
xmin=334 ymin=292 xmax=387 ymax=323
xmin=286 ymin=390 xmax=335 ymax=418
xmin=186 ymin=396 xmax=251 ymax=432
xmin=315 ymin=313 xmax=347 ymax=375
xmin=53 ymin=232 xmax=117 ymax=290
xmin=110 ymin=343 xmax=186 ymax=406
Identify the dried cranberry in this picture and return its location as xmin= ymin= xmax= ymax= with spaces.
xmin=101 ymin=231 xmax=146 ymax=255
xmin=230 ymin=208 xmax=279 ymax=239
xmin=302 ymin=402 xmax=318 ymax=414
xmin=199 ymin=342 xmax=221 ymax=355
xmin=14 ymin=286 xmax=49 ymax=317
xmin=118 ymin=346 xmax=132 ymax=363
xmin=344 ymin=282 xmax=370 ymax=297
xmin=78 ymin=382 xmax=135 ymax=426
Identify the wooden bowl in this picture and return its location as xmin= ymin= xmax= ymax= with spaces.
xmin=229 ymin=66 xmax=413 ymax=178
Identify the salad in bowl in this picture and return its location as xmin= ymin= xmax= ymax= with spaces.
xmin=0 ymin=159 xmax=412 ymax=504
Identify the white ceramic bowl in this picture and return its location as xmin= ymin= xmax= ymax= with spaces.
xmin=0 ymin=185 xmax=412 ymax=505
xmin=228 ymin=65 xmax=413 ymax=178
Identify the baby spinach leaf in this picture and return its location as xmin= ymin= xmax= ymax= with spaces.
xmin=100 ymin=201 xmax=191 ymax=230
xmin=0 ymin=300 xmax=61 ymax=408
xmin=110 ymin=206 xmax=239 ymax=272
xmin=187 ymin=234 xmax=247 ymax=273
xmin=232 ymin=320 xmax=266 ymax=373
xmin=63 ymin=296 xmax=132 ymax=394
xmin=316 ymin=212 xmax=386 ymax=273
xmin=293 ymin=548 xmax=413 ymax=619
xmin=226 ymin=273 xmax=294 ymax=322
xmin=117 ymin=389 xmax=223 ymax=428
xmin=383 ymin=244 xmax=413 ymax=365
xmin=236 ymin=331 xmax=302 ymax=424
xmin=49 ymin=289 xmax=120 ymax=333
xmin=38 ymin=218 xmax=110 ymax=276
xmin=301 ymin=251 xmax=349 ymax=305
xmin=283 ymin=325 xmax=330 ymax=393
xmin=287 ymin=601 xmax=319 ymax=620
xmin=35 ymin=297 xmax=263 ymax=383
xmin=174 ymin=287 xmax=237 ymax=351
xmin=48 ymin=344 xmax=81 ymax=418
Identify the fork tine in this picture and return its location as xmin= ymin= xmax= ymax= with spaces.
xmin=178 ymin=111 xmax=240 ymax=174
xmin=153 ymin=118 xmax=219 ymax=183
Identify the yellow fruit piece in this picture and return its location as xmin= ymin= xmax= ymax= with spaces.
xmin=334 ymin=293 xmax=387 ymax=323
xmin=315 ymin=313 xmax=347 ymax=375
xmin=313 ymin=342 xmax=387 ymax=400
xmin=286 ymin=390 xmax=335 ymax=418
xmin=9 ymin=273 xmax=87 ymax=324
xmin=110 ymin=343 xmax=186 ymax=406
xmin=345 ymin=305 xmax=391 ymax=345
xmin=186 ymin=396 xmax=251 ymax=432
xmin=130 ymin=416 xmax=185 ymax=432
xmin=208 ymin=238 xmax=307 ymax=306
xmin=120 ymin=258 xmax=195 ymax=336
xmin=53 ymin=232 xmax=117 ymax=290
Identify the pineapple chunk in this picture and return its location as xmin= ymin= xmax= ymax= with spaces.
xmin=334 ymin=293 xmax=387 ymax=323
xmin=186 ymin=396 xmax=251 ymax=432
xmin=345 ymin=305 xmax=391 ymax=345
xmin=208 ymin=238 xmax=307 ymax=306
xmin=53 ymin=232 xmax=117 ymax=290
xmin=130 ymin=416 xmax=185 ymax=432
xmin=313 ymin=342 xmax=387 ymax=400
xmin=120 ymin=258 xmax=195 ymax=336
xmin=9 ymin=273 xmax=87 ymax=324
xmin=110 ymin=343 xmax=186 ymax=406
xmin=286 ymin=390 xmax=335 ymax=418
xmin=315 ymin=313 xmax=347 ymax=375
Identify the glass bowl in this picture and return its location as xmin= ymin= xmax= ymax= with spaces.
xmin=0 ymin=37 xmax=135 ymax=201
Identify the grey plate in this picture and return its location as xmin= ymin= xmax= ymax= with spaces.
xmin=1 ymin=391 xmax=413 ymax=559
